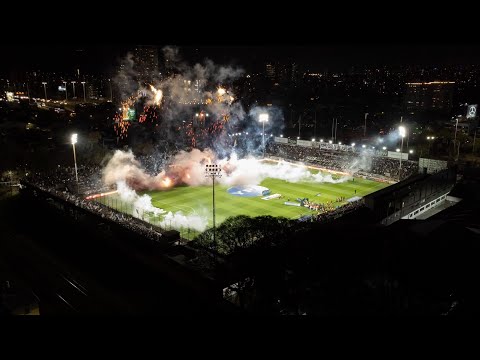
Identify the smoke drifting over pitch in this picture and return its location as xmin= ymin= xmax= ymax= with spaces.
xmin=103 ymin=149 xmax=351 ymax=192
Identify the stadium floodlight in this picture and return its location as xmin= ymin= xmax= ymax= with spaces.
xmin=205 ymin=164 xmax=222 ymax=254
xmin=329 ymin=140 xmax=333 ymax=144
xmin=63 ymin=81 xmax=68 ymax=101
xmin=71 ymin=133 xmax=79 ymax=190
xmin=81 ymin=81 xmax=86 ymax=102
xmin=382 ymin=146 xmax=387 ymax=150
xmin=42 ymin=82 xmax=47 ymax=101
xmin=398 ymin=126 xmax=406 ymax=181
xmin=259 ymin=113 xmax=269 ymax=158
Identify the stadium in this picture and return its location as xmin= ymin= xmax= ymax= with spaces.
xmin=19 ymin=52 xmax=423 ymax=244
xmin=96 ymin=156 xmax=388 ymax=234
xmin=66 ymin=131 xmax=421 ymax=242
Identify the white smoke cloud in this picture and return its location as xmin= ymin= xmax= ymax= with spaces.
xmin=218 ymin=157 xmax=351 ymax=186
xmin=116 ymin=180 xmax=165 ymax=216
xmin=116 ymin=179 xmax=208 ymax=231
xmin=103 ymin=148 xmax=350 ymax=195
xmin=159 ymin=211 xmax=208 ymax=232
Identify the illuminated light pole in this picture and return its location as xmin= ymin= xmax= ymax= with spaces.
xmin=398 ymin=125 xmax=406 ymax=182
xmin=205 ymin=164 xmax=222 ymax=254
xmin=81 ymin=81 xmax=86 ymax=102
xmin=63 ymin=81 xmax=68 ymax=101
xmin=259 ymin=113 xmax=269 ymax=158
xmin=8 ymin=171 xmax=13 ymax=195
xmin=427 ymin=136 xmax=433 ymax=155
xmin=108 ymin=79 xmax=113 ymax=102
xmin=42 ymin=82 xmax=47 ymax=101
xmin=71 ymin=133 xmax=79 ymax=191
xmin=71 ymin=81 xmax=76 ymax=98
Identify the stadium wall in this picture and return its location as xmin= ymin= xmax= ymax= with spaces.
xmin=363 ymin=167 xmax=457 ymax=226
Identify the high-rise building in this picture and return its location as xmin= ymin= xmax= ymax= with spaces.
xmin=265 ymin=61 xmax=298 ymax=87
xmin=266 ymin=63 xmax=276 ymax=81
xmin=404 ymin=81 xmax=455 ymax=111
xmin=133 ymin=45 xmax=159 ymax=83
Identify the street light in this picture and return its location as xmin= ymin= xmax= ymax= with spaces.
xmin=81 ymin=81 xmax=86 ymax=102
xmin=71 ymin=81 xmax=76 ymax=98
xmin=329 ymin=140 xmax=333 ymax=144
xmin=42 ymin=82 xmax=47 ymax=101
xmin=8 ymin=170 xmax=13 ymax=195
xmin=205 ymin=164 xmax=222 ymax=254
xmin=108 ymin=79 xmax=113 ymax=102
xmin=398 ymin=125 xmax=406 ymax=181
xmin=351 ymin=143 xmax=355 ymax=146
xmin=382 ymin=146 xmax=387 ymax=150
xmin=409 ymin=149 xmax=414 ymax=154
xmin=71 ymin=133 xmax=79 ymax=190
xmin=259 ymin=113 xmax=269 ymax=158
xmin=63 ymin=81 xmax=68 ymax=101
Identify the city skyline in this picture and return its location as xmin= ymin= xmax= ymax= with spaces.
xmin=3 ymin=43 xmax=480 ymax=74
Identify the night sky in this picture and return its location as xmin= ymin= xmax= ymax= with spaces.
xmin=2 ymin=43 xmax=480 ymax=74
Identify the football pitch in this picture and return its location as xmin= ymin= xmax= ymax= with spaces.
xmin=140 ymin=172 xmax=389 ymax=226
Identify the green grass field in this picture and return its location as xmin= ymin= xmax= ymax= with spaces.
xmin=143 ymin=174 xmax=388 ymax=226
xmin=99 ymin=163 xmax=389 ymax=236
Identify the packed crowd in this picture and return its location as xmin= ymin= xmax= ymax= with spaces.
xmin=24 ymin=167 xmax=174 ymax=244
xmin=311 ymin=199 xmax=365 ymax=223
xmin=370 ymin=156 xmax=418 ymax=179
xmin=267 ymin=143 xmax=418 ymax=180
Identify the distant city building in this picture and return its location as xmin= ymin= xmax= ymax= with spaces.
xmin=265 ymin=61 xmax=299 ymax=87
xmin=133 ymin=45 xmax=159 ymax=83
xmin=404 ymin=81 xmax=455 ymax=111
